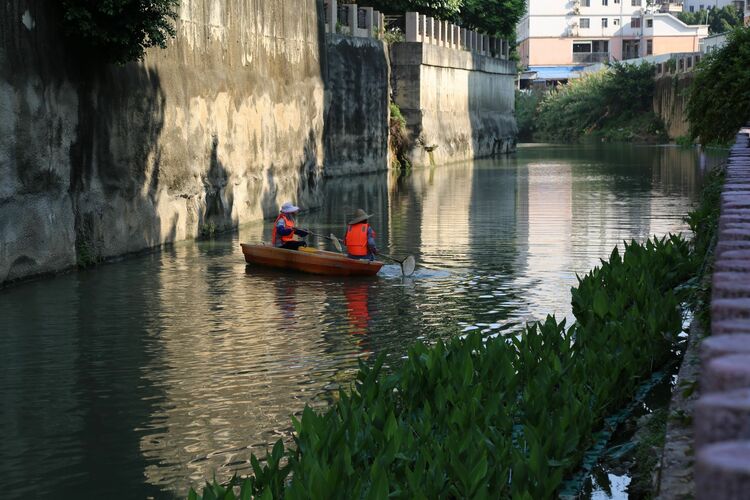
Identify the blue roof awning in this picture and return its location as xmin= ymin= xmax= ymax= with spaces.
xmin=527 ymin=65 xmax=586 ymax=80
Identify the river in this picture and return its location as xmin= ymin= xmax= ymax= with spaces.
xmin=0 ymin=144 xmax=716 ymax=498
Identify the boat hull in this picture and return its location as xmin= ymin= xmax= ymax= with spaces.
xmin=240 ymin=244 xmax=383 ymax=276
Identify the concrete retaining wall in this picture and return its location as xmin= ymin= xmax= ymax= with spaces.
xmin=324 ymin=34 xmax=389 ymax=176
xmin=1 ymin=0 xmax=327 ymax=283
xmin=653 ymin=73 xmax=694 ymax=140
xmin=390 ymin=42 xmax=517 ymax=167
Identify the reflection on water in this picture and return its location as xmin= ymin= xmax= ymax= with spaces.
xmin=0 ymin=144 xmax=719 ymax=498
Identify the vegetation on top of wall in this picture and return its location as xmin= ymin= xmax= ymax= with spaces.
xmin=389 ymin=102 xmax=411 ymax=172
xmin=60 ymin=0 xmax=179 ymax=65
xmin=687 ymin=26 xmax=750 ymax=146
xmin=364 ymin=0 xmax=525 ymax=37
xmin=677 ymin=5 xmax=743 ymax=35
xmin=189 ymin=226 xmax=701 ymax=498
xmin=527 ymin=62 xmax=666 ymax=143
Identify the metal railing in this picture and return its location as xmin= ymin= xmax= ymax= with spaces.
xmin=572 ymin=52 xmax=610 ymax=63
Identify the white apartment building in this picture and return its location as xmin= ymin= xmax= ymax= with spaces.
xmin=682 ymin=0 xmax=747 ymax=13
xmin=517 ymin=0 xmax=708 ymax=72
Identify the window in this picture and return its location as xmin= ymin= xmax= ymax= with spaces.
xmin=582 ymin=0 xmax=591 ymax=5
xmin=614 ymin=0 xmax=620 ymax=3
xmin=592 ymin=40 xmax=609 ymax=52
xmin=631 ymin=17 xmax=641 ymax=28
xmin=689 ymin=5 xmax=694 ymax=11
xmin=646 ymin=19 xmax=653 ymax=27
xmin=602 ymin=18 xmax=608 ymax=27
xmin=646 ymin=39 xmax=653 ymax=55
xmin=631 ymin=0 xmax=641 ymax=5
xmin=573 ymin=42 xmax=592 ymax=53
xmin=580 ymin=18 xmax=591 ymax=28
xmin=699 ymin=4 xmax=704 ymax=9
xmin=614 ymin=18 xmax=620 ymax=25
xmin=602 ymin=0 xmax=608 ymax=5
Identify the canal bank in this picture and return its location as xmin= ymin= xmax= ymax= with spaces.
xmin=0 ymin=144 xmax=709 ymax=498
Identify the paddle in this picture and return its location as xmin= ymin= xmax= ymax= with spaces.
xmin=326 ymin=233 xmax=416 ymax=277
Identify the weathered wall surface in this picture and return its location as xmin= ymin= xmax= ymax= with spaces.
xmin=653 ymin=72 xmax=694 ymax=140
xmin=1 ymin=0 xmax=326 ymax=284
xmin=391 ymin=42 xmax=517 ymax=167
xmin=324 ymin=34 xmax=389 ymax=176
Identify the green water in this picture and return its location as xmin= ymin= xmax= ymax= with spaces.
xmin=0 ymin=144 xmax=717 ymax=498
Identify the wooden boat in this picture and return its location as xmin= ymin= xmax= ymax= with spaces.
xmin=240 ymin=244 xmax=383 ymax=276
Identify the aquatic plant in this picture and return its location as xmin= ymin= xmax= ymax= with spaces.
xmin=190 ymin=231 xmax=698 ymax=498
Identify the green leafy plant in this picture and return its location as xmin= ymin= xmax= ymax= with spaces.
xmin=687 ymin=26 xmax=750 ymax=145
xmin=389 ymin=102 xmax=411 ymax=171
xmin=60 ymin=0 xmax=179 ymax=64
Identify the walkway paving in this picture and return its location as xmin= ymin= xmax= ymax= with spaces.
xmin=694 ymin=129 xmax=750 ymax=499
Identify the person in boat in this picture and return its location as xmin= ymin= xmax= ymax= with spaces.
xmin=344 ymin=209 xmax=377 ymax=260
xmin=272 ymin=202 xmax=309 ymax=250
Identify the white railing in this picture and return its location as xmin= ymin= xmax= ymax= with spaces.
xmin=404 ymin=12 xmax=509 ymax=59
xmin=325 ymin=0 xmax=384 ymax=38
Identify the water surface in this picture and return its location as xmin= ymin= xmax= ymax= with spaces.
xmin=0 ymin=144 xmax=714 ymax=498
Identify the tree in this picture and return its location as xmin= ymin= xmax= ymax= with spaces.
xmin=677 ymin=5 xmax=743 ymax=35
xmin=61 ymin=0 xmax=179 ymax=65
xmin=687 ymin=27 xmax=750 ymax=144
xmin=362 ymin=0 xmax=526 ymax=37
xmin=364 ymin=0 xmax=463 ymax=21
xmin=460 ymin=0 xmax=526 ymax=37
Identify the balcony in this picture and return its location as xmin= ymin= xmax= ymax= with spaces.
xmin=572 ymin=52 xmax=610 ymax=63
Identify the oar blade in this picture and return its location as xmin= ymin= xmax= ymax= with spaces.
xmin=329 ymin=233 xmax=344 ymax=253
xmin=401 ymin=255 xmax=416 ymax=277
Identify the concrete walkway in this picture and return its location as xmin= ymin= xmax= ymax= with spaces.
xmin=694 ymin=129 xmax=750 ymax=498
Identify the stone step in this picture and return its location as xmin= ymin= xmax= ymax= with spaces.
xmin=713 ymin=298 xmax=750 ymax=322
xmin=701 ymin=335 xmax=750 ymax=363
xmin=695 ymin=389 xmax=750 ymax=449
xmin=695 ymin=441 xmax=750 ymax=499
xmin=712 ymin=318 xmax=750 ymax=336
xmin=703 ymin=354 xmax=750 ymax=393
xmin=715 ymin=259 xmax=750 ymax=273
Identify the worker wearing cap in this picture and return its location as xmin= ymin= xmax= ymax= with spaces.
xmin=344 ymin=209 xmax=377 ymax=260
xmin=272 ymin=202 xmax=309 ymax=250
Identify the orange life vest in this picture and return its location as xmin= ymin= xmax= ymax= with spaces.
xmin=272 ymin=214 xmax=296 ymax=246
xmin=345 ymin=223 xmax=372 ymax=256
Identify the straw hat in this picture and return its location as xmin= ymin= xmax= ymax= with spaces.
xmin=280 ymin=201 xmax=300 ymax=214
xmin=348 ymin=208 xmax=373 ymax=225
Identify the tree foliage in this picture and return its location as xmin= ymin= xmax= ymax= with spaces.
xmin=365 ymin=0 xmax=464 ymax=20
xmin=534 ymin=62 xmax=661 ymax=143
xmin=677 ymin=5 xmax=743 ymax=35
xmin=363 ymin=0 xmax=526 ymax=37
xmin=460 ymin=0 xmax=526 ymax=37
xmin=687 ymin=26 xmax=750 ymax=145
xmin=60 ymin=0 xmax=179 ymax=65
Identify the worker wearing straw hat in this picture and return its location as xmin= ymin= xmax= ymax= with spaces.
xmin=272 ymin=202 xmax=309 ymax=250
xmin=343 ymin=209 xmax=377 ymax=260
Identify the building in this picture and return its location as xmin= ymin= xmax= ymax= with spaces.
xmin=517 ymin=0 xmax=708 ymax=84
xmin=682 ymin=0 xmax=746 ymax=13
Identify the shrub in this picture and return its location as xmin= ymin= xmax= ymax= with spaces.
xmin=687 ymin=26 xmax=750 ymax=146
xmin=535 ymin=62 xmax=661 ymax=143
